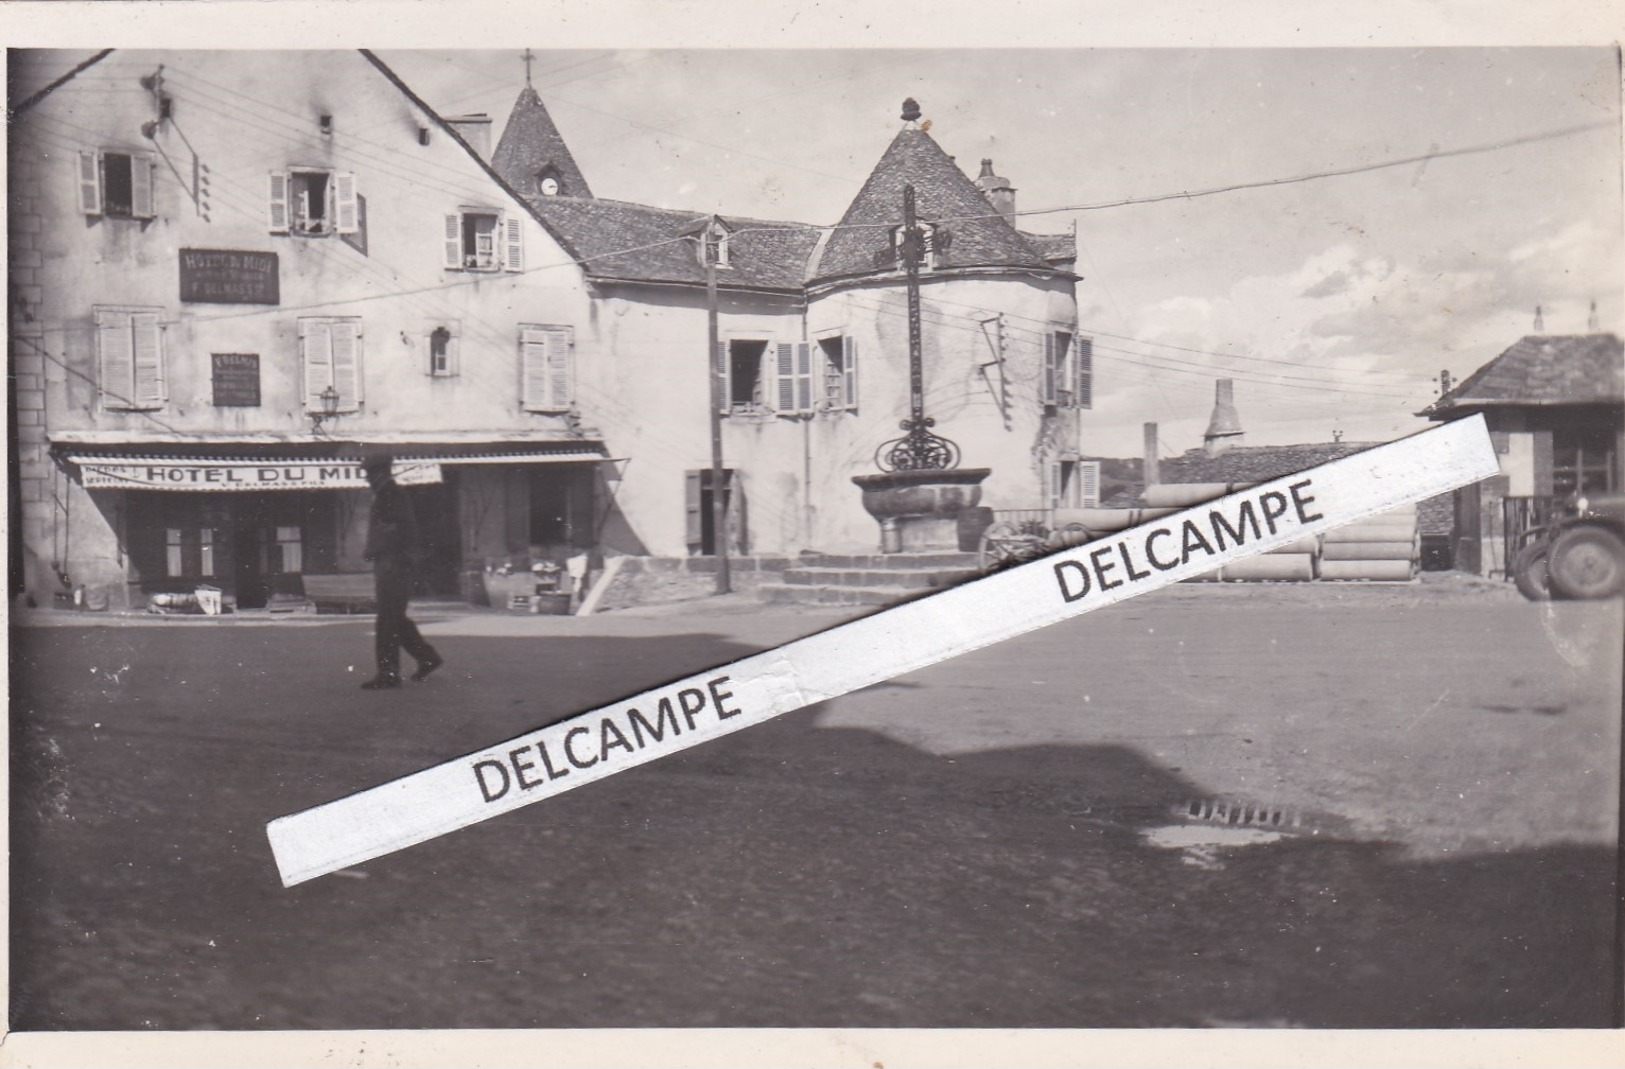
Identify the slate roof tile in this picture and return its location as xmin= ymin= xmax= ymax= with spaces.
xmin=491 ymin=88 xmax=594 ymax=200
xmin=1428 ymin=334 xmax=1624 ymax=414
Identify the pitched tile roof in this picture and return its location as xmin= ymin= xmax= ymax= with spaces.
xmin=1019 ymin=230 xmax=1076 ymax=266
xmin=812 ymin=128 xmax=1056 ymax=285
xmin=491 ymin=87 xmax=594 ymax=200
xmin=523 ymin=196 xmax=820 ymax=291
xmin=1426 ymin=334 xmax=1624 ymax=416
xmin=1158 ymin=442 xmax=1381 ymax=485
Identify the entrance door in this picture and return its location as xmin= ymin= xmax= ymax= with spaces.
xmin=685 ymin=469 xmax=744 ymax=556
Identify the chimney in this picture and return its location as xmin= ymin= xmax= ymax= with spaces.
xmin=975 ymin=158 xmax=1016 ymax=221
xmin=1202 ymin=379 xmax=1245 ymax=458
xmin=444 ymin=113 xmax=493 ymax=159
xmin=1143 ymin=422 xmax=1160 ymax=486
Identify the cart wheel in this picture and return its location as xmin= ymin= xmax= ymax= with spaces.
xmin=978 ymin=521 xmax=1024 ymax=571
xmin=1512 ymin=540 xmax=1553 ymax=602
xmin=1055 ymin=522 xmax=1093 ymax=550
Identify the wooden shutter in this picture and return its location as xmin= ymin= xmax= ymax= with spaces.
xmin=715 ymin=342 xmax=729 ymax=414
xmin=684 ymin=471 xmax=703 ymax=550
xmin=774 ymin=342 xmax=796 ymax=413
xmin=1042 ymin=333 xmax=1058 ymax=405
xmin=842 ymin=336 xmax=858 ymax=410
xmin=131 ymin=153 xmax=156 ymax=218
xmin=443 ymin=214 xmax=463 ymax=268
xmin=301 ymin=319 xmax=334 ymax=410
xmin=545 ymin=327 xmax=572 ymax=408
xmin=795 ymin=342 xmax=813 ymax=414
xmin=130 ymin=312 xmax=165 ymax=406
xmin=333 ymin=173 xmax=359 ymax=234
xmin=503 ymin=216 xmax=524 ymax=272
xmin=268 ymin=172 xmax=290 ymax=233
xmin=521 ymin=326 xmax=551 ymax=410
xmin=1079 ymin=460 xmax=1101 ymax=508
xmin=79 ymin=151 xmax=103 ymax=215
xmin=96 ymin=309 xmax=133 ymax=407
xmin=330 ymin=320 xmax=362 ymax=409
xmin=1074 ymin=337 xmax=1093 ymax=410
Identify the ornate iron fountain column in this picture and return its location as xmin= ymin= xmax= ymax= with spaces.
xmin=876 ymin=183 xmax=960 ymax=473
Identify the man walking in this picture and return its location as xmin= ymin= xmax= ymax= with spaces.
xmin=360 ymin=453 xmax=443 ymax=690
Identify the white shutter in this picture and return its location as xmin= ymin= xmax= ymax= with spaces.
xmin=301 ymin=319 xmax=334 ymax=410
xmin=96 ymin=310 xmax=133 ymax=407
xmin=774 ymin=342 xmax=795 ymax=413
xmin=330 ymin=320 xmax=362 ymax=409
xmin=521 ymin=326 xmax=550 ymax=410
xmin=795 ymin=342 xmax=813 ymax=414
xmin=130 ymin=153 xmax=156 ymax=218
xmin=545 ymin=327 xmax=572 ymax=408
xmin=79 ymin=151 xmax=103 ymax=215
xmin=1042 ymin=333 xmax=1058 ymax=405
xmin=842 ymin=336 xmax=858 ymax=410
xmin=443 ymin=214 xmax=464 ymax=269
xmin=268 ymin=172 xmax=290 ymax=233
xmin=1079 ymin=460 xmax=1101 ymax=508
xmin=333 ymin=173 xmax=359 ymax=234
xmin=130 ymin=312 xmax=165 ymax=406
xmin=715 ymin=342 xmax=729 ymax=414
xmin=503 ymin=216 xmax=524 ymax=272
xmin=1074 ymin=337 xmax=1093 ymax=410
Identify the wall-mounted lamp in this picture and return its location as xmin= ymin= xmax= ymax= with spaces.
xmin=310 ymin=385 xmax=341 ymax=434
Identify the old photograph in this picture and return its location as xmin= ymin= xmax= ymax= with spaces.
xmin=6 ymin=24 xmax=1622 ymax=1059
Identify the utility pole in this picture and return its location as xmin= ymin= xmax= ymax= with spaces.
xmin=704 ymin=217 xmax=731 ymax=594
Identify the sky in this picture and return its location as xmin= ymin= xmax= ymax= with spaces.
xmin=380 ymin=46 xmax=1625 ymax=458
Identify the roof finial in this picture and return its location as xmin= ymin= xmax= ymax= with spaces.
xmin=901 ymin=97 xmax=921 ymax=123
xmin=1533 ymin=304 xmax=1545 ymax=333
xmin=1589 ymin=299 xmax=1600 ymax=332
xmin=522 ymin=48 xmax=535 ymax=88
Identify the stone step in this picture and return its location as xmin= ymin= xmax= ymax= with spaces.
xmin=757 ymin=582 xmax=937 ymax=608
xmin=781 ymin=566 xmax=981 ymax=590
xmin=794 ymin=551 xmax=980 ymax=570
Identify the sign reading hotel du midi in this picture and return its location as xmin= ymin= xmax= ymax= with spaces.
xmin=75 ymin=459 xmax=441 ymax=491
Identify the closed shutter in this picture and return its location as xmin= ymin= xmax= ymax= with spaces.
xmin=503 ymin=216 xmax=524 ymax=272
xmin=774 ymin=343 xmax=795 ymax=413
xmin=546 ymin=327 xmax=572 ymax=408
xmin=522 ymin=326 xmax=572 ymax=410
xmin=715 ymin=342 xmax=729 ymax=414
xmin=301 ymin=319 xmax=334 ymax=410
xmin=443 ymin=214 xmax=463 ymax=268
xmin=131 ymin=153 xmax=156 ymax=218
xmin=96 ymin=309 xmax=133 ymax=406
xmin=1074 ymin=337 xmax=1093 ymax=410
xmin=130 ymin=312 xmax=165 ymax=406
xmin=1042 ymin=333 xmax=1058 ymax=405
xmin=79 ymin=151 xmax=103 ymax=215
xmin=1079 ymin=460 xmax=1101 ymax=507
xmin=268 ymin=172 xmax=290 ymax=233
xmin=330 ymin=320 xmax=362 ymax=409
xmin=333 ymin=173 xmax=359 ymax=234
xmin=842 ymin=336 xmax=858 ymax=410
xmin=684 ymin=471 xmax=703 ymax=551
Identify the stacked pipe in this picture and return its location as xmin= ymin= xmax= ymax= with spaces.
xmin=1315 ymin=503 xmax=1419 ymax=581
xmin=1142 ymin=483 xmax=1316 ymax=582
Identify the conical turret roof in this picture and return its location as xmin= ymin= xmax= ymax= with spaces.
xmin=492 ymin=86 xmax=593 ymax=200
xmin=811 ymin=126 xmax=1052 ymax=284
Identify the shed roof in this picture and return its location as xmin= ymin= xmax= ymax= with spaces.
xmin=1426 ymin=334 xmax=1624 ymax=417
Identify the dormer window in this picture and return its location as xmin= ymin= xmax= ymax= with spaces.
xmin=892 ymin=222 xmax=939 ymax=272
xmin=697 ymin=219 xmax=732 ymax=269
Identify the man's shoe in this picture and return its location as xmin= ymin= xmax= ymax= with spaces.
xmin=360 ymin=676 xmax=402 ymax=690
xmin=410 ymin=656 xmax=444 ymax=683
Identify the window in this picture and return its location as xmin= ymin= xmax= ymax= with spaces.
xmin=1553 ymin=426 xmax=1618 ymax=497
xmin=79 ymin=150 xmax=156 ymax=219
xmin=95 ymin=306 xmax=166 ymax=410
xmin=268 ymin=170 xmax=358 ymax=236
xmin=165 ymin=527 xmax=218 ymax=579
xmin=723 ymin=339 xmax=769 ymax=413
xmin=269 ymin=526 xmax=303 ymax=575
xmin=1043 ymin=330 xmax=1093 ymax=409
xmin=299 ymin=317 xmax=363 ymax=412
xmin=520 ymin=325 xmax=573 ymax=411
xmin=720 ymin=339 xmax=823 ymax=416
xmin=1052 ymin=459 xmax=1101 ymax=508
xmin=817 ymin=335 xmax=858 ymax=411
xmin=696 ymin=220 xmax=731 ymax=268
xmin=891 ymin=222 xmax=939 ymax=271
xmin=444 ymin=210 xmax=523 ymax=272
xmin=426 ymin=322 xmax=459 ymax=377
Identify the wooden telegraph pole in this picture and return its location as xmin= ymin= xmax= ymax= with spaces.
xmin=705 ymin=217 xmax=731 ymax=594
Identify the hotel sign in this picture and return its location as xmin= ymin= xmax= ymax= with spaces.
xmin=179 ymin=249 xmax=280 ymax=305
xmin=74 ymin=459 xmax=441 ymax=491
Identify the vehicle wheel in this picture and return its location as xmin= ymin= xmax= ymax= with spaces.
xmin=1549 ymin=525 xmax=1625 ymax=600
xmin=1052 ymin=522 xmax=1094 ymax=551
xmin=1512 ymin=541 xmax=1553 ymax=601
xmin=978 ymin=521 xmax=1023 ymax=572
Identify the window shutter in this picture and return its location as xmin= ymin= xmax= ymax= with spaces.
xmin=774 ymin=342 xmax=796 ymax=413
xmin=715 ymin=342 xmax=729 ymax=414
xmin=96 ymin=310 xmax=134 ymax=406
xmin=795 ymin=342 xmax=813 ymax=414
xmin=443 ymin=214 xmax=463 ymax=269
xmin=129 ymin=153 xmax=156 ymax=218
xmin=301 ymin=319 xmax=334 ymax=410
xmin=842 ymin=336 xmax=858 ymax=410
xmin=1042 ymin=333 xmax=1057 ymax=405
xmin=521 ymin=327 xmax=551 ymax=410
xmin=1074 ymin=337 xmax=1093 ymax=410
xmin=130 ymin=312 xmax=165 ymax=406
xmin=79 ymin=151 xmax=104 ymax=215
xmin=330 ymin=320 xmax=362 ymax=409
xmin=268 ymin=172 xmax=290 ymax=233
xmin=503 ymin=216 xmax=524 ymax=272
xmin=545 ymin=327 xmax=572 ymax=408
xmin=1079 ymin=460 xmax=1101 ymax=508
xmin=333 ymin=173 xmax=359 ymax=234
xmin=684 ymin=471 xmax=703 ymax=549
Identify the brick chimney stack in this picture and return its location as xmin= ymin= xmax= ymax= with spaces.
xmin=976 ymin=158 xmax=1017 ymax=221
xmin=1202 ymin=379 xmax=1245 ymax=457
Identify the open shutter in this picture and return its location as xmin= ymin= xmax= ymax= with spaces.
xmin=774 ymin=342 xmax=795 ymax=414
xmin=715 ymin=342 xmax=729 ymax=414
xmin=301 ymin=319 xmax=334 ymax=410
xmin=1042 ymin=333 xmax=1058 ymax=405
xmin=1074 ymin=337 xmax=1093 ymax=410
xmin=96 ymin=310 xmax=134 ymax=407
xmin=330 ymin=320 xmax=362 ymax=409
xmin=79 ymin=151 xmax=103 ymax=215
xmin=795 ymin=342 xmax=813 ymax=414
xmin=332 ymin=173 xmax=359 ymax=234
xmin=521 ymin=327 xmax=550 ymax=410
xmin=503 ymin=216 xmax=524 ymax=272
xmin=443 ymin=214 xmax=463 ymax=268
xmin=130 ymin=312 xmax=165 ymax=406
xmin=842 ymin=336 xmax=858 ymax=410
xmin=545 ymin=327 xmax=572 ymax=408
xmin=1079 ymin=461 xmax=1101 ymax=508
xmin=128 ymin=153 xmax=157 ymax=218
xmin=268 ymin=172 xmax=291 ymax=233
xmin=684 ymin=471 xmax=703 ymax=550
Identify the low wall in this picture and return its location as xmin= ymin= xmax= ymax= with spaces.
xmin=592 ymin=556 xmax=791 ymax=613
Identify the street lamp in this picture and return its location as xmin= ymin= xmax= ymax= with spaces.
xmin=310 ymin=384 xmax=341 ymax=436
